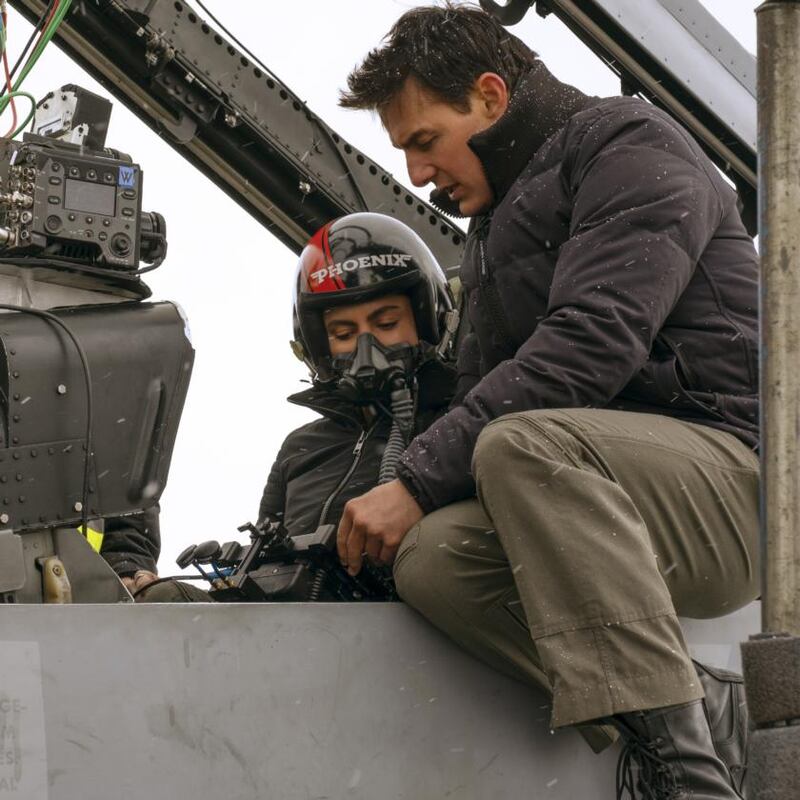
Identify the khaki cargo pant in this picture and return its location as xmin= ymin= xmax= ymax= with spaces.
xmin=393 ymin=409 xmax=759 ymax=744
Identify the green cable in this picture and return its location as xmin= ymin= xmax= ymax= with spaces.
xmin=3 ymin=90 xmax=36 ymax=138
xmin=14 ymin=0 xmax=72 ymax=87
xmin=0 ymin=19 xmax=13 ymax=132
xmin=0 ymin=0 xmax=73 ymax=117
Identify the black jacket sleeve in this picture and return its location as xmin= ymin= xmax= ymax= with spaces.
xmin=257 ymin=442 xmax=289 ymax=526
xmin=101 ymin=505 xmax=161 ymax=576
xmin=398 ymin=104 xmax=725 ymax=512
xmin=450 ymin=329 xmax=482 ymax=409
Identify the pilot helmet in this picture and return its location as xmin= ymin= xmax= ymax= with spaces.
xmin=291 ymin=212 xmax=454 ymax=382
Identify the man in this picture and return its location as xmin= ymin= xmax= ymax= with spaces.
xmin=100 ymin=509 xmax=161 ymax=596
xmin=336 ymin=4 xmax=758 ymax=798
xmin=137 ymin=211 xmax=457 ymax=602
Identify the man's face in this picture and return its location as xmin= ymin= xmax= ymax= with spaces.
xmin=382 ymin=74 xmax=508 ymax=217
xmin=324 ymin=293 xmax=419 ymax=356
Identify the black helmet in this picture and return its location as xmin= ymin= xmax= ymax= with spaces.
xmin=292 ymin=212 xmax=456 ymax=381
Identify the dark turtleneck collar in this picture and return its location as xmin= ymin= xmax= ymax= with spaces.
xmin=430 ymin=61 xmax=591 ymax=217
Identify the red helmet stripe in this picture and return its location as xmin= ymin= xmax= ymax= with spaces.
xmin=302 ymin=221 xmax=342 ymax=294
xmin=321 ymin=221 xmax=346 ymax=291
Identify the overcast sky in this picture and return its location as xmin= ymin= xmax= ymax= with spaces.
xmin=5 ymin=1 xmax=759 ymax=574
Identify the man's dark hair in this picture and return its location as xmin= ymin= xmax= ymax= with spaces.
xmin=339 ymin=2 xmax=538 ymax=113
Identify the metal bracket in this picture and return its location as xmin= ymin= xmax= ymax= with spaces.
xmin=38 ymin=555 xmax=72 ymax=603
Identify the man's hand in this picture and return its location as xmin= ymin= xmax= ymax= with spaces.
xmin=337 ymin=479 xmax=424 ymax=575
xmin=121 ymin=569 xmax=158 ymax=596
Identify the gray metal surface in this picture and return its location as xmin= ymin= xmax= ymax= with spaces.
xmin=0 ymin=268 xmax=142 ymax=307
xmin=0 ymin=602 xmax=758 ymax=799
xmin=547 ymin=0 xmax=756 ymax=186
xmin=757 ymin=0 xmax=800 ymax=636
xmin=660 ymin=0 xmax=756 ymax=93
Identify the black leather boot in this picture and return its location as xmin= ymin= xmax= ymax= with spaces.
xmin=614 ymin=699 xmax=743 ymax=799
xmin=694 ymin=660 xmax=748 ymax=796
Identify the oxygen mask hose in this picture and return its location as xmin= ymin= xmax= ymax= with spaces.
xmin=378 ymin=381 xmax=415 ymax=485
xmin=331 ymin=332 xmax=417 ymax=482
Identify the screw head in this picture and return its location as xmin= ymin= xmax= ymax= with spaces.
xmin=73 ymin=501 xmax=83 ymax=512
xmin=0 ymin=513 xmax=8 ymax=524
xmin=57 ymin=384 xmax=67 ymax=395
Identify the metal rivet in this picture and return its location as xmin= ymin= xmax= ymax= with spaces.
xmin=48 ymin=447 xmax=55 ymax=455
xmin=12 ymin=415 xmax=19 ymax=422
xmin=73 ymin=501 xmax=83 ymax=512
xmin=12 ymin=371 xmax=19 ymax=378
xmin=30 ymin=450 xmax=37 ymax=458
xmin=12 ymin=453 xmax=19 ymax=460
xmin=57 ymin=384 xmax=67 ymax=395
xmin=0 ymin=513 xmax=9 ymax=524
xmin=15 ymin=474 xmax=21 ymax=482
xmin=18 ymin=496 xmax=25 ymax=503
xmin=12 ymin=394 xmax=19 ymax=401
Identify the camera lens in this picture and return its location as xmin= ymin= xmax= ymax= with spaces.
xmin=138 ymin=211 xmax=167 ymax=264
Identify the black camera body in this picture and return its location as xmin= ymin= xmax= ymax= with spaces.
xmin=0 ymin=135 xmax=165 ymax=271
xmin=179 ymin=521 xmax=398 ymax=603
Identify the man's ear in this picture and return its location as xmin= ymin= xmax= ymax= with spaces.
xmin=473 ymin=72 xmax=509 ymax=122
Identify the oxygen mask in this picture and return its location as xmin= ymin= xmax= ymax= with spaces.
xmin=331 ymin=333 xmax=418 ymax=404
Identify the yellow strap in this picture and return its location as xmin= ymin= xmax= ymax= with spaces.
xmin=77 ymin=526 xmax=104 ymax=553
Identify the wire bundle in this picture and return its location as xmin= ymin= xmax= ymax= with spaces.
xmin=0 ymin=0 xmax=74 ymax=139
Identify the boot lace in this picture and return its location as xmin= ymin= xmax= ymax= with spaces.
xmin=616 ymin=737 xmax=680 ymax=800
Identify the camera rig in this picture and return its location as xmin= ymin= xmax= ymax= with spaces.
xmin=0 ymin=85 xmax=166 ymax=272
xmin=0 ymin=85 xmax=193 ymax=605
xmin=178 ymin=520 xmax=398 ymax=603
